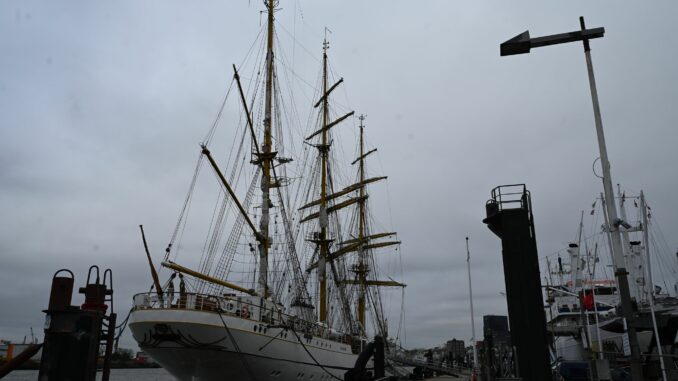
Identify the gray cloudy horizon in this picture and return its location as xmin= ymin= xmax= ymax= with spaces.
xmin=2 ymin=0 xmax=678 ymax=352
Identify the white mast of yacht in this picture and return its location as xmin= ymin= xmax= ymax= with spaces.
xmin=579 ymin=17 xmax=643 ymax=374
xmin=465 ymin=237 xmax=478 ymax=370
xmin=641 ymin=191 xmax=668 ymax=381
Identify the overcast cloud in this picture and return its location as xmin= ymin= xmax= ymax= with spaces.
xmin=1 ymin=1 xmax=678 ymax=351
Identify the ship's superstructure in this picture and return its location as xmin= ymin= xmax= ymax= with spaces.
xmin=544 ymin=191 xmax=678 ymax=373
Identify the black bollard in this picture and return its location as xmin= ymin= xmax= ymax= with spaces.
xmin=38 ymin=266 xmax=115 ymax=381
xmin=373 ymin=335 xmax=385 ymax=379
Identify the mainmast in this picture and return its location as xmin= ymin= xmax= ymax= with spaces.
xmin=318 ymin=38 xmax=331 ymax=323
xmin=356 ymin=115 xmax=367 ymax=333
xmin=257 ymin=0 xmax=276 ymax=297
xmin=300 ymin=38 xmax=355 ymax=324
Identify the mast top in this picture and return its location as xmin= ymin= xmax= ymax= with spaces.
xmin=323 ymin=27 xmax=332 ymax=54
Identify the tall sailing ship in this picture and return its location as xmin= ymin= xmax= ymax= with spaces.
xmin=128 ymin=2 xmax=405 ymax=380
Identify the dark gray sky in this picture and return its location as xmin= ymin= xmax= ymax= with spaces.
xmin=2 ymin=1 xmax=678 ymax=350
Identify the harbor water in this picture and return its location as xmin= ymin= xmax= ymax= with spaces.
xmin=2 ymin=368 xmax=176 ymax=381
xmin=2 ymin=369 xmax=464 ymax=381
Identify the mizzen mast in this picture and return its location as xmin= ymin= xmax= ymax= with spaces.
xmin=256 ymin=0 xmax=277 ymax=297
xmin=348 ymin=115 xmax=405 ymax=337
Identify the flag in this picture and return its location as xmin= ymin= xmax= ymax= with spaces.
xmin=583 ymin=290 xmax=595 ymax=311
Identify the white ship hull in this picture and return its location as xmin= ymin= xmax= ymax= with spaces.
xmin=129 ymin=307 xmax=360 ymax=381
xmin=554 ymin=324 xmax=654 ymax=361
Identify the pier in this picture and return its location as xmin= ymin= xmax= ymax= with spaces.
xmin=388 ymin=354 xmax=472 ymax=378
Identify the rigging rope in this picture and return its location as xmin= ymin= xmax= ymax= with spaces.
xmin=288 ymin=327 xmax=343 ymax=381
xmin=166 ymin=153 xmax=205 ymax=261
xmin=216 ymin=310 xmax=260 ymax=381
xmin=206 ymin=168 xmax=261 ymax=296
xmin=202 ymin=78 xmax=236 ymax=146
xmin=197 ymin=115 xmax=250 ymax=286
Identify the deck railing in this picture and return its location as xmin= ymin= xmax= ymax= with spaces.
xmin=134 ymin=292 xmax=288 ymax=323
xmin=132 ymin=292 xmax=353 ymax=345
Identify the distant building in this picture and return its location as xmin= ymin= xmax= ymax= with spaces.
xmin=481 ymin=315 xmax=516 ymax=378
xmin=445 ymin=339 xmax=465 ymax=363
xmin=483 ymin=315 xmax=510 ymax=345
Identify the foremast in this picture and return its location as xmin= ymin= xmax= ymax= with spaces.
xmin=257 ymin=0 xmax=277 ymax=297
xmin=156 ymin=0 xmax=312 ymax=305
xmin=317 ymin=38 xmax=331 ymax=323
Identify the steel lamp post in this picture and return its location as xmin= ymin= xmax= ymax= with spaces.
xmin=500 ymin=16 xmax=643 ymax=381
